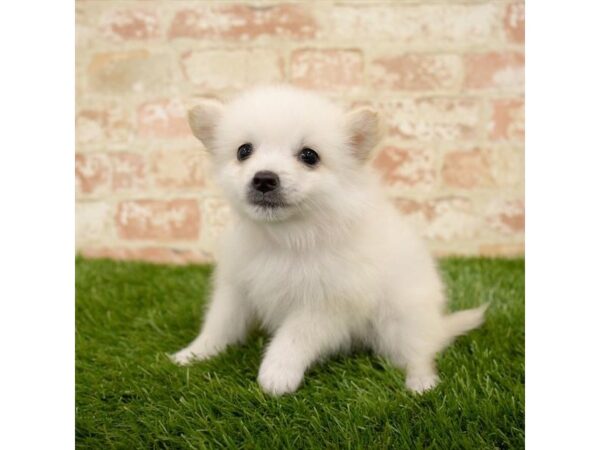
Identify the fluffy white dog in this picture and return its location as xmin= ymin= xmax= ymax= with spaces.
xmin=171 ymin=85 xmax=487 ymax=395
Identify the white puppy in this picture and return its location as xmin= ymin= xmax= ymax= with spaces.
xmin=171 ymin=85 xmax=487 ymax=395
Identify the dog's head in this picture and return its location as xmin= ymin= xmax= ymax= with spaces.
xmin=188 ymin=85 xmax=380 ymax=223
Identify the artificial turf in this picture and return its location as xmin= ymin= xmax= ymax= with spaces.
xmin=76 ymin=257 xmax=524 ymax=449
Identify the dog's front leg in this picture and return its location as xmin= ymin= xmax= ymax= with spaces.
xmin=170 ymin=284 xmax=250 ymax=365
xmin=258 ymin=313 xmax=349 ymax=396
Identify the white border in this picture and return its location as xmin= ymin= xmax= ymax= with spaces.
xmin=0 ymin=2 xmax=74 ymax=448
xmin=1 ymin=0 xmax=600 ymax=447
xmin=527 ymin=1 xmax=600 ymax=448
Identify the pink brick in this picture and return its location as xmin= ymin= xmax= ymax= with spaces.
xmin=76 ymin=106 xmax=132 ymax=145
xmin=504 ymin=3 xmax=525 ymax=43
xmin=111 ymin=153 xmax=146 ymax=192
xmin=76 ymin=154 xmax=110 ymax=195
xmin=76 ymin=153 xmax=147 ymax=196
xmin=372 ymin=146 xmax=436 ymax=189
xmin=290 ymin=49 xmax=363 ymax=90
xmin=116 ymin=199 xmax=200 ymax=241
xmin=394 ymin=196 xmax=481 ymax=241
xmin=199 ymin=197 xmax=233 ymax=253
xmin=100 ymin=9 xmax=160 ymax=40
xmin=150 ymin=151 xmax=205 ymax=189
xmin=371 ymin=54 xmax=461 ymax=91
xmin=181 ymin=50 xmax=284 ymax=90
xmin=169 ymin=4 xmax=316 ymax=40
xmin=489 ymin=98 xmax=524 ymax=140
xmin=379 ymin=98 xmax=481 ymax=141
xmin=442 ymin=149 xmax=494 ymax=188
xmin=87 ymin=50 xmax=174 ymax=93
xmin=326 ymin=4 xmax=502 ymax=44
xmin=137 ymin=99 xmax=189 ymax=138
xmin=486 ymin=198 xmax=525 ymax=234
xmin=464 ymin=52 xmax=524 ymax=90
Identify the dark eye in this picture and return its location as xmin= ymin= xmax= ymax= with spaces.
xmin=237 ymin=143 xmax=253 ymax=161
xmin=298 ymin=147 xmax=320 ymax=166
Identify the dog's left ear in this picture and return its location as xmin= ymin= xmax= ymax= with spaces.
xmin=345 ymin=107 xmax=381 ymax=163
xmin=188 ymin=99 xmax=224 ymax=152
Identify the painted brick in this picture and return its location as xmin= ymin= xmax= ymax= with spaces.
xmin=76 ymin=153 xmax=147 ymax=196
xmin=199 ymin=197 xmax=233 ymax=255
xmin=442 ymin=149 xmax=494 ymax=188
xmin=326 ymin=4 xmax=502 ymax=44
xmin=372 ymin=146 xmax=436 ymax=189
xmin=486 ymin=198 xmax=525 ymax=234
xmin=464 ymin=52 xmax=524 ymax=90
xmin=100 ymin=9 xmax=160 ymax=41
xmin=111 ymin=153 xmax=147 ymax=192
xmin=291 ymin=49 xmax=363 ymax=90
xmin=76 ymin=201 xmax=114 ymax=247
xmin=489 ymin=98 xmax=525 ymax=140
xmin=150 ymin=151 xmax=205 ymax=189
xmin=371 ymin=54 xmax=461 ymax=91
xmin=76 ymin=153 xmax=110 ymax=195
xmin=395 ymin=196 xmax=481 ymax=241
xmin=137 ymin=99 xmax=189 ymax=138
xmin=169 ymin=4 xmax=316 ymax=40
xmin=116 ymin=199 xmax=200 ymax=241
xmin=87 ymin=50 xmax=175 ymax=93
xmin=76 ymin=105 xmax=132 ymax=145
xmin=379 ymin=98 xmax=481 ymax=141
xmin=491 ymin=147 xmax=525 ymax=188
xmin=201 ymin=197 xmax=231 ymax=237
xmin=504 ymin=3 xmax=525 ymax=43
xmin=75 ymin=0 xmax=525 ymax=260
xmin=181 ymin=50 xmax=284 ymax=90
xmin=431 ymin=147 xmax=523 ymax=191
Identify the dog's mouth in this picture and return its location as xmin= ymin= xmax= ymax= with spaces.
xmin=249 ymin=198 xmax=288 ymax=209
xmin=247 ymin=191 xmax=288 ymax=209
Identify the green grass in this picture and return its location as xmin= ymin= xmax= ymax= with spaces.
xmin=76 ymin=257 xmax=524 ymax=449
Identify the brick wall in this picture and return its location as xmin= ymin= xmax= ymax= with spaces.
xmin=76 ymin=0 xmax=525 ymax=264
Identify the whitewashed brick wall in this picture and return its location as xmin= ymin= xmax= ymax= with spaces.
xmin=76 ymin=0 xmax=525 ymax=264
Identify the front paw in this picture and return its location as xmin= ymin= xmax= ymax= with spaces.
xmin=169 ymin=346 xmax=209 ymax=366
xmin=257 ymin=359 xmax=304 ymax=396
xmin=405 ymin=373 xmax=440 ymax=394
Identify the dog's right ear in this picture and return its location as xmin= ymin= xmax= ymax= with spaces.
xmin=188 ymin=99 xmax=224 ymax=151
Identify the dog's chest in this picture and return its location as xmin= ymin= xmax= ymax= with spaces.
xmin=236 ymin=245 xmax=378 ymax=329
xmin=244 ymin=250 xmax=330 ymax=302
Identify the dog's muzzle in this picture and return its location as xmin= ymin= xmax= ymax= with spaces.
xmin=247 ymin=171 xmax=287 ymax=208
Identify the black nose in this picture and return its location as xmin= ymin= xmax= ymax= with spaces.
xmin=252 ymin=171 xmax=280 ymax=193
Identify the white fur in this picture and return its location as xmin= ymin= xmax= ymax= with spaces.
xmin=172 ymin=85 xmax=487 ymax=395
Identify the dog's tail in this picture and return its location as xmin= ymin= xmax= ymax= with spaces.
xmin=444 ymin=303 xmax=489 ymax=343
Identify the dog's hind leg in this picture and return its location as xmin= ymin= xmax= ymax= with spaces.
xmin=374 ymin=305 xmax=446 ymax=394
